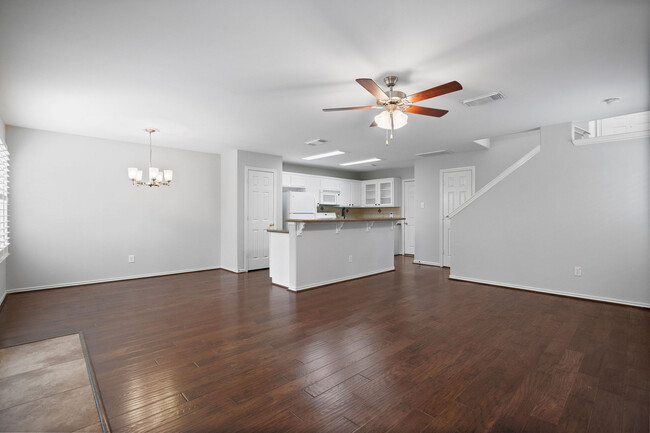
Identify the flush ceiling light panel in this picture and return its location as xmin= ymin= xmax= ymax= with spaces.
xmin=302 ymin=150 xmax=346 ymax=161
xmin=462 ymin=91 xmax=505 ymax=107
xmin=416 ymin=150 xmax=449 ymax=157
xmin=340 ymin=158 xmax=381 ymax=166
xmin=305 ymin=138 xmax=328 ymax=146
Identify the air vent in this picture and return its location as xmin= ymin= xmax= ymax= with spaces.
xmin=416 ymin=150 xmax=450 ymax=157
xmin=305 ymin=138 xmax=328 ymax=146
xmin=462 ymin=92 xmax=505 ymax=107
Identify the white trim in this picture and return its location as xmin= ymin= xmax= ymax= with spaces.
xmin=449 ymin=274 xmax=650 ymax=309
xmin=288 ymin=267 xmax=395 ymax=291
xmin=448 ymin=145 xmax=540 ymax=219
xmin=572 ymin=128 xmax=650 ymax=146
xmin=440 ymin=166 xmax=475 ymax=267
xmin=413 ymin=260 xmax=441 ymax=267
xmin=0 ymin=290 xmax=6 ymax=308
xmin=221 ymin=266 xmax=246 ymax=274
xmin=7 ymin=266 xmax=221 ymax=293
xmin=244 ymin=166 xmax=278 ymax=272
xmin=401 ymin=178 xmax=414 ymax=255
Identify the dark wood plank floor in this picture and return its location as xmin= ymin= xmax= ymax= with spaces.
xmin=0 ymin=257 xmax=647 ymax=432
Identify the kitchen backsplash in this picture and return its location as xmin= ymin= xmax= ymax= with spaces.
xmin=318 ymin=205 xmax=401 ymax=219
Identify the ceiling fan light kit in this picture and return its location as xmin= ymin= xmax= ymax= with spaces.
xmin=323 ymin=75 xmax=462 ymax=145
xmin=127 ymin=129 xmax=173 ymax=187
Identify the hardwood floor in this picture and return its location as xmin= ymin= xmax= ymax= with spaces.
xmin=0 ymin=257 xmax=647 ymax=432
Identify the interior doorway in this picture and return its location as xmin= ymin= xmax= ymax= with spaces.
xmin=440 ymin=167 xmax=475 ymax=267
xmin=402 ymin=179 xmax=416 ymax=255
xmin=245 ymin=168 xmax=276 ymax=271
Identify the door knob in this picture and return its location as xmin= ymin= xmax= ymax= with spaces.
xmin=269 ymin=223 xmax=274 ymax=227
xmin=405 ymin=222 xmax=408 ymax=225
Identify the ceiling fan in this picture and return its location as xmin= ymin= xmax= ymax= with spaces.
xmin=323 ymin=76 xmax=462 ymax=144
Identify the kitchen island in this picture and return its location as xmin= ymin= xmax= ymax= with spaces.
xmin=268 ymin=218 xmax=404 ymax=291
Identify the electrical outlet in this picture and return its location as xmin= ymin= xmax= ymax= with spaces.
xmin=128 ymin=255 xmax=135 ymax=263
xmin=420 ymin=202 xmax=425 ymax=209
xmin=574 ymin=266 xmax=582 ymax=277
xmin=348 ymin=255 xmax=353 ymax=263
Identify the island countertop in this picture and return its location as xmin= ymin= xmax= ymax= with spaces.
xmin=285 ymin=217 xmax=405 ymax=223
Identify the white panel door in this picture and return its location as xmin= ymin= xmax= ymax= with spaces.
xmin=403 ymin=180 xmax=416 ymax=255
xmin=248 ymin=169 xmax=275 ymax=270
xmin=442 ymin=169 xmax=473 ymax=267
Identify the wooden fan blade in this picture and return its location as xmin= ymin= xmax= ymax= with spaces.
xmin=369 ymin=121 xmax=377 ymax=127
xmin=323 ymin=106 xmax=378 ymax=112
xmin=356 ymin=78 xmax=389 ymax=101
xmin=408 ymin=81 xmax=462 ymax=103
xmin=405 ymin=105 xmax=449 ymax=117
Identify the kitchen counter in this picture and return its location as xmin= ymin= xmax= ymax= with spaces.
xmin=268 ymin=218 xmax=399 ymax=291
xmin=285 ymin=217 xmax=405 ymax=223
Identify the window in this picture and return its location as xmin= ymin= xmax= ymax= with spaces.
xmin=0 ymin=140 xmax=8 ymax=260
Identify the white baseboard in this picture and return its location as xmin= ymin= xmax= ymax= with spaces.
xmin=220 ymin=266 xmax=246 ymax=274
xmin=7 ymin=266 xmax=222 ymax=294
xmin=413 ymin=260 xmax=441 ymax=267
xmin=449 ymin=274 xmax=650 ymax=309
xmin=290 ymin=267 xmax=395 ymax=292
xmin=0 ymin=290 xmax=6 ymax=308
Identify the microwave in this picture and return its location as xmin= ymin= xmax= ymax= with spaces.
xmin=320 ymin=190 xmax=340 ymax=205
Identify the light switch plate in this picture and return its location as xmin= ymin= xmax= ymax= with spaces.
xmin=420 ymin=202 xmax=425 ymax=209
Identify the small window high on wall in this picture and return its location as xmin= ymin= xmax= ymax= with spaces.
xmin=573 ymin=111 xmax=650 ymax=145
xmin=0 ymin=140 xmax=8 ymax=260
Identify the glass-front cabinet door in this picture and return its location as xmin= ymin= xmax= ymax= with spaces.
xmin=364 ymin=182 xmax=377 ymax=206
xmin=379 ymin=179 xmax=393 ymax=206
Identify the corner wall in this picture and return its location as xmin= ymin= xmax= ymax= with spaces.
xmin=414 ymin=130 xmax=540 ymax=265
xmin=6 ymin=127 xmax=221 ymax=290
xmin=450 ymin=123 xmax=650 ymax=306
xmin=221 ymin=150 xmax=283 ymax=272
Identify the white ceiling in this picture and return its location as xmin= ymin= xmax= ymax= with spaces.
xmin=0 ymin=0 xmax=648 ymax=171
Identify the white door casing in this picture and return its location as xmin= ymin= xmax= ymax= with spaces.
xmin=247 ymin=169 xmax=275 ymax=270
xmin=402 ymin=179 xmax=416 ymax=255
xmin=441 ymin=167 xmax=474 ymax=267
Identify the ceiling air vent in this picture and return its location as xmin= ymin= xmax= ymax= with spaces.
xmin=462 ymin=92 xmax=505 ymax=107
xmin=305 ymin=138 xmax=328 ymax=146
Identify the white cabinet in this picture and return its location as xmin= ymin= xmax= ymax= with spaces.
xmin=350 ymin=181 xmax=361 ymax=207
xmin=283 ymin=173 xmax=307 ymax=188
xmin=282 ymin=172 xmax=383 ymax=208
xmin=339 ymin=181 xmax=351 ymax=207
xmin=337 ymin=180 xmax=362 ymax=207
xmin=304 ymin=176 xmax=321 ymax=199
xmin=361 ymin=178 xmax=398 ymax=207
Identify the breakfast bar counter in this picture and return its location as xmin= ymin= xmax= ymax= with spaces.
xmin=268 ymin=218 xmax=404 ymax=291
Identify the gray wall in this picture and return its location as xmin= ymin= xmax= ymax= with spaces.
xmin=220 ymin=150 xmax=238 ymax=272
xmin=7 ymin=127 xmax=221 ymax=290
xmin=414 ymin=130 xmax=540 ymax=264
xmin=358 ymin=166 xmax=415 ymax=181
xmin=221 ymin=150 xmax=283 ymax=272
xmin=282 ymin=162 xmax=362 ymax=180
xmin=450 ymin=123 xmax=650 ymax=306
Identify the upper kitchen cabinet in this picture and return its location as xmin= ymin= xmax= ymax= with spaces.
xmin=338 ymin=180 xmax=362 ymax=207
xmin=361 ymin=178 xmax=399 ymax=207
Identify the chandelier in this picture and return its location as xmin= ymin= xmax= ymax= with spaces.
xmin=127 ymin=129 xmax=173 ymax=187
